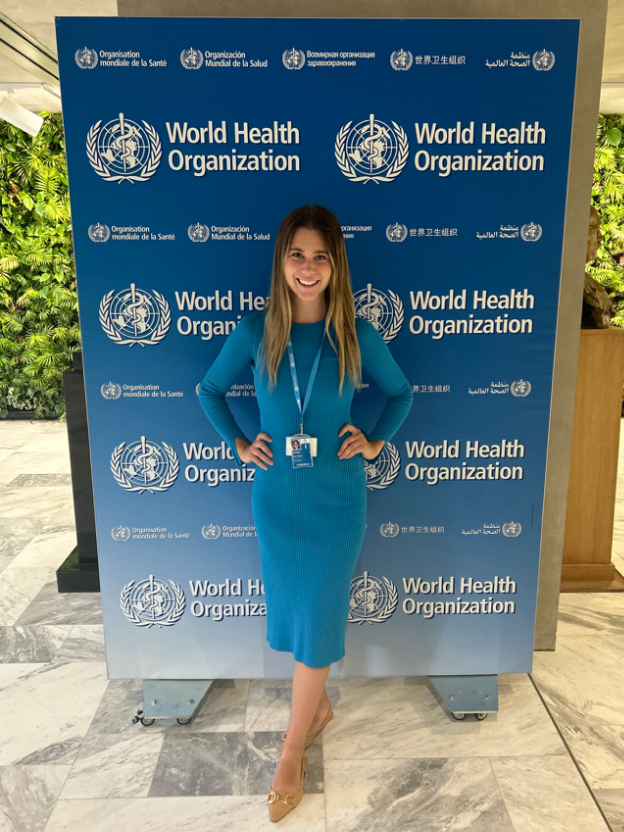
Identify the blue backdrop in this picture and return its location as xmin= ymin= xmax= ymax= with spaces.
xmin=55 ymin=16 xmax=579 ymax=678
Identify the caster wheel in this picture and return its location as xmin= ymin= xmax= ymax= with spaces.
xmin=140 ymin=717 xmax=156 ymax=726
xmin=476 ymin=712 xmax=487 ymax=721
xmin=177 ymin=717 xmax=192 ymax=725
xmin=451 ymin=711 xmax=466 ymax=720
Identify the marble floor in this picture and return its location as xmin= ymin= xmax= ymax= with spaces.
xmin=0 ymin=418 xmax=622 ymax=831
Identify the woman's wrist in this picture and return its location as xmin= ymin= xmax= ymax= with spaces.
xmin=368 ymin=439 xmax=385 ymax=456
xmin=234 ymin=436 xmax=250 ymax=459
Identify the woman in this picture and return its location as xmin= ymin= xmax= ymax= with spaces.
xmin=198 ymin=205 xmax=413 ymax=822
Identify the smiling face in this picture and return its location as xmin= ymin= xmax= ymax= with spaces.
xmin=284 ymin=226 xmax=332 ymax=312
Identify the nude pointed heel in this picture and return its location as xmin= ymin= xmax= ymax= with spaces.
xmin=267 ymin=753 xmax=308 ymax=822
xmin=282 ymin=702 xmax=334 ymax=748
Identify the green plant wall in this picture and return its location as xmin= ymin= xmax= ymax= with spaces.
xmin=0 ymin=110 xmax=623 ymax=418
xmin=0 ymin=110 xmax=79 ymax=418
xmin=588 ymin=113 xmax=624 ymax=324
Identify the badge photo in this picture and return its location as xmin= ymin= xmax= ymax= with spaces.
xmin=286 ymin=433 xmax=317 ymax=467
xmin=286 ymin=435 xmax=318 ymax=456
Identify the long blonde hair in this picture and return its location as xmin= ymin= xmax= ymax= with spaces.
xmin=257 ymin=205 xmax=362 ymax=395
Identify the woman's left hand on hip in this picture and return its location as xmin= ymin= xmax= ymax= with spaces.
xmin=337 ymin=424 xmax=385 ymax=460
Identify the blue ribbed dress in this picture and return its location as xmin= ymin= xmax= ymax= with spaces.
xmin=198 ymin=310 xmax=413 ymax=667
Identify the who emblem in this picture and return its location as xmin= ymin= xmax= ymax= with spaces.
xmin=188 ymin=223 xmax=210 ymax=242
xmin=380 ymin=521 xmax=400 ymax=538
xmin=520 ymin=222 xmax=542 ymax=242
xmin=88 ymin=222 xmax=110 ymax=242
xmin=202 ymin=524 xmax=222 ymax=540
xmin=75 ymin=47 xmax=98 ymax=69
xmin=111 ymin=526 xmax=132 ymax=542
xmin=502 ymin=521 xmax=522 ymax=538
xmin=390 ymin=49 xmax=413 ymax=70
xmin=282 ymin=48 xmax=305 ymax=70
xmin=532 ymin=50 xmax=555 ymax=71
xmin=180 ymin=47 xmax=204 ymax=69
xmin=335 ymin=114 xmax=409 ymax=184
xmin=364 ymin=442 xmax=402 ymax=491
xmin=99 ymin=283 xmax=171 ymax=346
xmin=111 ymin=436 xmax=180 ymax=493
xmin=101 ymin=382 xmax=121 ymax=399
xmin=348 ymin=571 xmax=398 ymax=624
xmin=120 ymin=575 xmax=186 ymax=628
xmin=386 ymin=223 xmax=408 ymax=243
xmin=510 ymin=379 xmax=531 ymax=397
xmin=86 ymin=113 xmax=162 ymax=183
xmin=354 ymin=283 xmax=404 ymax=343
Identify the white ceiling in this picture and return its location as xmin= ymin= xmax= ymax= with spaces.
xmin=0 ymin=0 xmax=116 ymax=112
xmin=1 ymin=0 xmax=624 ymax=114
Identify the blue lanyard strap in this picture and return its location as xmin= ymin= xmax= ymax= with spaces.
xmin=287 ymin=329 xmax=326 ymax=434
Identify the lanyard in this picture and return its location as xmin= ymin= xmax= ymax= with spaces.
xmin=287 ymin=329 xmax=326 ymax=434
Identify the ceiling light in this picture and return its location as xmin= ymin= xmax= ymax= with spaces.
xmin=0 ymin=91 xmax=43 ymax=136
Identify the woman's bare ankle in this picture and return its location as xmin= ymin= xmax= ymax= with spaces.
xmin=318 ymin=691 xmax=331 ymax=712
xmin=281 ymin=736 xmax=305 ymax=757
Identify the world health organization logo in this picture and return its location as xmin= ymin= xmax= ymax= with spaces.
xmin=111 ymin=526 xmax=132 ymax=542
xmin=532 ymin=49 xmax=555 ymax=71
xmin=502 ymin=521 xmax=522 ymax=538
xmin=101 ymin=382 xmax=122 ymax=399
xmin=520 ymin=222 xmax=542 ymax=242
xmin=99 ymin=283 xmax=171 ymax=346
xmin=282 ymin=48 xmax=305 ymax=70
xmin=75 ymin=47 xmax=98 ymax=69
xmin=202 ymin=523 xmax=222 ymax=540
xmin=335 ymin=114 xmax=409 ymax=184
xmin=354 ymin=283 xmax=404 ymax=343
xmin=88 ymin=222 xmax=110 ymax=242
xmin=111 ymin=436 xmax=180 ymax=493
xmin=180 ymin=47 xmax=204 ymax=69
xmin=348 ymin=571 xmax=398 ymax=624
xmin=364 ymin=442 xmax=401 ymax=491
xmin=380 ymin=521 xmax=400 ymax=538
xmin=390 ymin=49 xmax=413 ymax=70
xmin=188 ymin=223 xmax=210 ymax=243
xmin=86 ymin=113 xmax=162 ymax=183
xmin=386 ymin=223 xmax=408 ymax=243
xmin=120 ymin=574 xmax=186 ymax=628
xmin=510 ymin=379 xmax=531 ymax=397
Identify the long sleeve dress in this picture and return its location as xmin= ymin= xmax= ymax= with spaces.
xmin=198 ymin=309 xmax=413 ymax=668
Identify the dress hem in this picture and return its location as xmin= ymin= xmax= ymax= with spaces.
xmin=267 ymin=637 xmax=345 ymax=668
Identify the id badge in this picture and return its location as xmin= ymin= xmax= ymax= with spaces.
xmin=287 ymin=434 xmax=314 ymax=468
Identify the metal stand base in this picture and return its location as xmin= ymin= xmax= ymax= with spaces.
xmin=428 ymin=674 xmax=498 ymax=720
xmin=132 ymin=680 xmax=215 ymax=726
xmin=130 ymin=676 xmax=498 ymax=726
